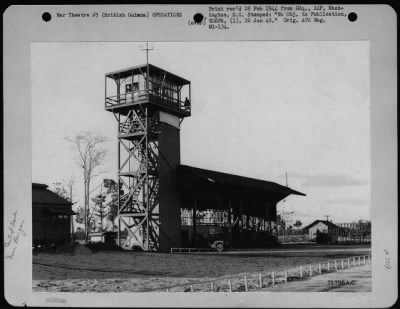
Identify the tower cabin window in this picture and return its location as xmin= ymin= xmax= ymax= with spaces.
xmin=120 ymin=74 xmax=144 ymax=97
xmin=149 ymin=75 xmax=180 ymax=103
xmin=125 ymin=82 xmax=139 ymax=93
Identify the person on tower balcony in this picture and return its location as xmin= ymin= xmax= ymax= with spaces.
xmin=184 ymin=97 xmax=190 ymax=109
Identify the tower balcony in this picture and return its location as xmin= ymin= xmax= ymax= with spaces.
xmin=105 ymin=89 xmax=191 ymax=118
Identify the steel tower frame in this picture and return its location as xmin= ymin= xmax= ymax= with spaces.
xmin=105 ymin=58 xmax=191 ymax=251
xmin=114 ymin=104 xmax=161 ymax=251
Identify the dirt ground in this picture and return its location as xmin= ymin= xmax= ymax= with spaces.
xmin=260 ymin=264 xmax=372 ymax=292
xmin=33 ymin=245 xmax=371 ymax=292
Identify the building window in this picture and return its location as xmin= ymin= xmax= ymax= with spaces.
xmin=126 ymin=82 xmax=139 ymax=94
xmin=152 ymin=84 xmax=161 ymax=95
xmin=56 ymin=215 xmax=69 ymax=220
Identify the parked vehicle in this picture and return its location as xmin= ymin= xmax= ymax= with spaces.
xmin=209 ymin=240 xmax=224 ymax=252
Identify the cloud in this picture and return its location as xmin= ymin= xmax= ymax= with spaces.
xmin=292 ymin=173 xmax=369 ymax=187
xmin=324 ymin=198 xmax=370 ymax=205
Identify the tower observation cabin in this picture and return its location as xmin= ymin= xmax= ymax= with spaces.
xmin=105 ymin=63 xmax=191 ymax=118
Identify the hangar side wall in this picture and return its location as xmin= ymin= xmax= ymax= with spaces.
xmin=158 ymin=122 xmax=182 ymax=252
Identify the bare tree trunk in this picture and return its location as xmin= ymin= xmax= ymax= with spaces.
xmin=65 ymin=132 xmax=107 ymax=244
xmin=85 ymin=179 xmax=90 ymax=243
xmin=84 ymin=179 xmax=87 ymax=243
xmin=100 ymin=200 xmax=103 ymax=232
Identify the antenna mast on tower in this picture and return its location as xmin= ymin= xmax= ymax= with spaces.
xmin=140 ymin=42 xmax=154 ymax=90
xmin=140 ymin=42 xmax=154 ymax=65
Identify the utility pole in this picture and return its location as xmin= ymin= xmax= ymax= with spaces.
xmin=69 ymin=180 xmax=74 ymax=241
xmin=65 ymin=177 xmax=74 ymax=241
xmin=325 ymin=215 xmax=330 ymax=222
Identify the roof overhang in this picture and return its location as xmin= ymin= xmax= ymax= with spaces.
xmin=177 ymin=165 xmax=305 ymax=213
xmin=178 ymin=165 xmax=305 ymax=195
xmin=45 ymin=208 xmax=76 ymax=215
xmin=105 ymin=63 xmax=190 ymax=85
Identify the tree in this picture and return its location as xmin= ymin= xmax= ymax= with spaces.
xmin=89 ymin=179 xmax=120 ymax=232
xmin=50 ymin=182 xmax=69 ymax=201
xmin=277 ymin=209 xmax=294 ymax=235
xmin=66 ymin=132 xmax=107 ymax=242
xmin=293 ymin=220 xmax=303 ymax=228
xmin=92 ymin=193 xmax=107 ymax=232
xmin=276 ymin=214 xmax=286 ymax=235
xmin=75 ymin=205 xmax=85 ymax=225
xmin=107 ymin=192 xmax=118 ymax=223
xmin=50 ymin=177 xmax=75 ymax=202
xmin=103 ymin=179 xmax=118 ymax=228
xmin=276 ymin=214 xmax=285 ymax=227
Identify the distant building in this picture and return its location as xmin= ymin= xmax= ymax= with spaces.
xmin=32 ymin=183 xmax=75 ymax=246
xmin=303 ymin=220 xmax=341 ymax=241
xmin=88 ymin=231 xmax=118 ymax=244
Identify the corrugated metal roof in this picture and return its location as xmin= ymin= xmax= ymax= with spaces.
xmin=177 ymin=165 xmax=306 ymax=197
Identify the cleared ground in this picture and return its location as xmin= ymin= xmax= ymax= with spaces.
xmin=33 ymin=244 xmax=371 ymax=292
xmin=260 ymin=264 xmax=371 ymax=292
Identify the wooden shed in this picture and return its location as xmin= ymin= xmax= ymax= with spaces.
xmin=303 ymin=220 xmax=341 ymax=242
xmin=32 ymin=183 xmax=75 ymax=246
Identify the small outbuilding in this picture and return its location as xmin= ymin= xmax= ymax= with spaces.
xmin=303 ymin=220 xmax=341 ymax=242
xmin=88 ymin=231 xmax=118 ymax=244
xmin=32 ymin=183 xmax=75 ymax=246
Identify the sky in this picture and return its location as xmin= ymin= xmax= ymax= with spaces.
xmin=31 ymin=41 xmax=370 ymax=226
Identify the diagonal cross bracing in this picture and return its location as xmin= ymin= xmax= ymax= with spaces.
xmin=116 ymin=105 xmax=160 ymax=251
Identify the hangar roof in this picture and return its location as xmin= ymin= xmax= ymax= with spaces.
xmin=177 ymin=165 xmax=305 ymax=204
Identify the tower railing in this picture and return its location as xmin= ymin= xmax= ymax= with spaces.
xmin=105 ymin=89 xmax=191 ymax=114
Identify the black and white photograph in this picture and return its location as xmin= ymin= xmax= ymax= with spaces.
xmin=30 ymin=41 xmax=372 ymax=293
xmin=3 ymin=4 xmax=397 ymax=307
